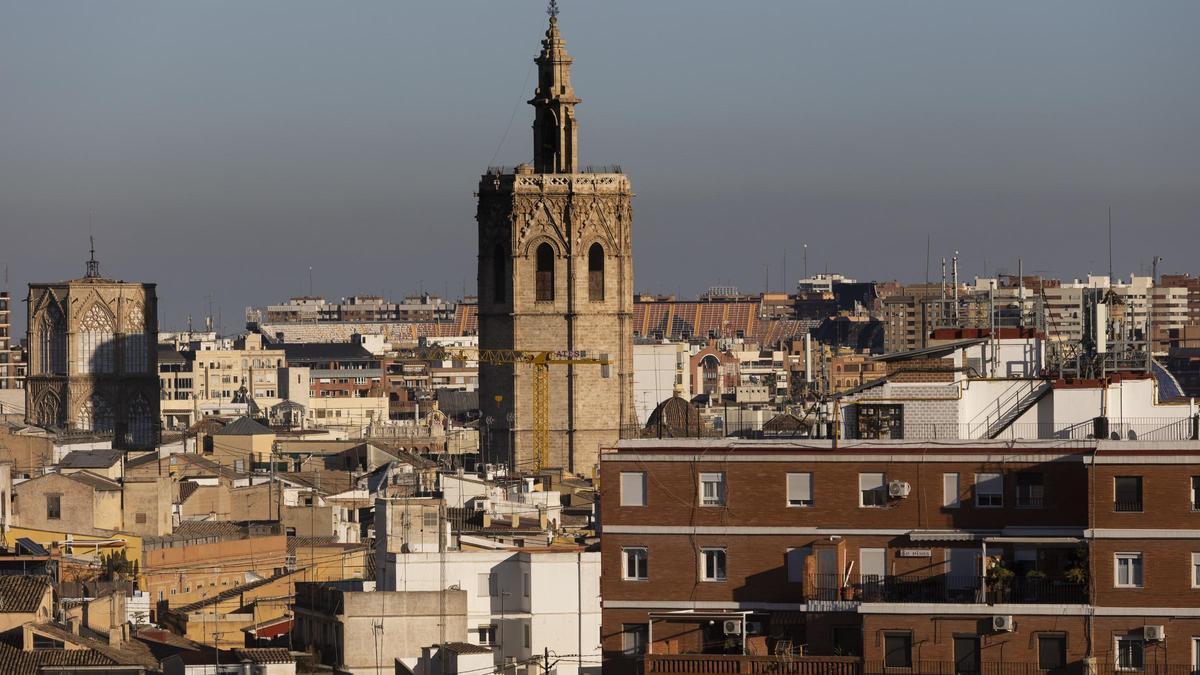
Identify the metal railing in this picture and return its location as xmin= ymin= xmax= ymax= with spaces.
xmin=645 ymin=655 xmax=861 ymax=675
xmin=1113 ymin=499 xmax=1143 ymax=513
xmin=863 ymin=662 xmax=1078 ymax=675
xmin=812 ymin=574 xmax=1087 ymax=605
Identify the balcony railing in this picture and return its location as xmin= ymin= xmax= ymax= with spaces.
xmin=1113 ymin=499 xmax=1143 ymax=512
xmin=645 ymin=654 xmax=861 ymax=675
xmin=645 ymin=657 xmax=1103 ymax=675
xmin=811 ymin=574 xmax=1087 ymax=605
xmin=862 ymin=661 xmax=1080 ymax=675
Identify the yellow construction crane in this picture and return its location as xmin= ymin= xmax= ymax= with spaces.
xmin=398 ymin=346 xmax=609 ymax=472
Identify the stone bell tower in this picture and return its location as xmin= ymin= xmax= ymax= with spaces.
xmin=476 ymin=3 xmax=634 ymax=475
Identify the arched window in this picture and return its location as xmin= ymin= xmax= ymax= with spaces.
xmin=127 ymin=395 xmax=154 ymax=448
xmin=124 ymin=303 xmax=147 ymax=373
xmin=535 ymin=243 xmax=555 ymax=302
xmin=492 ymin=244 xmax=507 ymax=303
xmin=588 ymin=243 xmax=605 ymax=301
xmin=77 ymin=304 xmax=115 ymax=374
xmin=78 ymin=394 xmax=114 ymax=434
xmin=37 ymin=303 xmax=66 ymax=375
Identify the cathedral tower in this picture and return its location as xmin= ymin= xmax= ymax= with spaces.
xmin=476 ymin=5 xmax=634 ymax=475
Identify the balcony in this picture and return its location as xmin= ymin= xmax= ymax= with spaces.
xmin=1113 ymin=499 xmax=1143 ymax=513
xmin=645 ymin=654 xmax=860 ymax=675
xmin=645 ymin=656 xmax=1091 ymax=675
xmin=811 ymin=574 xmax=1087 ymax=605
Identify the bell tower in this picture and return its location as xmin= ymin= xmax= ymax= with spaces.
xmin=476 ymin=3 xmax=635 ymax=475
xmin=530 ymin=2 xmax=579 ymax=174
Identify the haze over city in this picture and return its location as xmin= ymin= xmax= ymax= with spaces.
xmin=3 ymin=1 xmax=1199 ymax=334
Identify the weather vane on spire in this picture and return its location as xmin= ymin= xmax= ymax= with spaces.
xmin=86 ymin=235 xmax=100 ymax=278
xmin=547 ymin=0 xmax=559 ymax=22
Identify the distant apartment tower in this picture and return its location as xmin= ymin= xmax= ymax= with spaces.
xmin=0 ymin=291 xmax=16 ymax=390
xmin=476 ymin=10 xmax=634 ymax=474
xmin=24 ymin=249 xmax=159 ymax=449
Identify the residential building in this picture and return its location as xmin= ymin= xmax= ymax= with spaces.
xmin=13 ymin=471 xmax=123 ymax=534
xmin=600 ymin=436 xmax=1200 ymax=675
xmin=633 ymin=341 xmax=692 ymax=425
xmin=293 ymin=580 xmax=468 ymax=675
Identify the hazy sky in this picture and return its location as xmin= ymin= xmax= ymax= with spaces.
xmin=2 ymin=1 xmax=1198 ymax=335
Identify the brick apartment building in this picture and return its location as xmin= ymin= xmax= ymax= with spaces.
xmin=599 ymin=438 xmax=1200 ymax=675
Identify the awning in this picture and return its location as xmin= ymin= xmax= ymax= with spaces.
xmin=908 ymin=530 xmax=997 ymax=542
xmin=982 ymin=536 xmax=1083 ymax=545
xmin=648 ymin=610 xmax=752 ymax=621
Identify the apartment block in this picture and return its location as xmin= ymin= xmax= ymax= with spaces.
xmin=600 ymin=438 xmax=1200 ymax=675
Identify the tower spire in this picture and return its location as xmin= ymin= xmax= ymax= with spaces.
xmin=530 ymin=0 xmax=579 ymax=173
xmin=86 ymin=236 xmax=101 ymax=278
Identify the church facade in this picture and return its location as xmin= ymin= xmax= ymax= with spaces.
xmin=476 ymin=9 xmax=635 ymax=475
xmin=25 ymin=251 xmax=159 ymax=450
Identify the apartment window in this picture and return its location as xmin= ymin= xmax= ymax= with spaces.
xmin=699 ymin=473 xmax=726 ymax=507
xmin=1038 ymin=635 xmax=1066 ymax=671
xmin=477 ymin=573 xmax=498 ymax=597
xmin=975 ymin=472 xmax=1003 ymax=507
xmin=46 ymin=494 xmax=61 ymax=520
xmin=1016 ymin=472 xmax=1045 ymax=508
xmin=1192 ymin=476 xmax=1200 ymax=511
xmin=1114 ymin=553 xmax=1144 ymax=588
xmin=135 ymin=513 xmax=147 ymax=524
xmin=786 ymin=547 xmax=810 ymax=583
xmin=623 ymin=548 xmax=648 ymax=580
xmin=884 ymin=632 xmax=913 ymax=668
xmin=523 ymin=572 xmax=530 ymax=598
xmin=859 ymin=473 xmax=886 ymax=507
xmin=700 ymin=548 xmax=727 ymax=581
xmin=1192 ymin=553 xmax=1200 ymax=588
xmin=620 ymin=472 xmax=646 ymax=507
xmin=941 ymin=472 xmax=960 ymax=509
xmin=622 ymin=624 xmax=648 ymax=657
xmin=478 ymin=625 xmax=497 ymax=645
xmin=523 ymin=623 xmax=531 ymax=648
xmin=1114 ymin=476 xmax=1143 ymax=512
xmin=786 ymin=472 xmax=813 ymax=507
xmin=1116 ymin=637 xmax=1144 ymax=671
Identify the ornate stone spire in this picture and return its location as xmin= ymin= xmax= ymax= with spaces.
xmin=529 ymin=0 xmax=579 ymax=173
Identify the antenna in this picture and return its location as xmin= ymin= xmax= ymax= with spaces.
xmin=1107 ymin=205 xmax=1113 ymax=283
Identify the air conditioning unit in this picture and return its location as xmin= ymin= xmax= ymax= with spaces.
xmin=888 ymin=480 xmax=912 ymax=498
xmin=1144 ymin=625 xmax=1165 ymax=642
xmin=723 ymin=620 xmax=743 ymax=635
xmin=745 ymin=621 xmax=765 ymax=635
xmin=992 ymin=615 xmax=1015 ymax=632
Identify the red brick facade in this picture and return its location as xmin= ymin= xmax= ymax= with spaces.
xmin=599 ymin=439 xmax=1200 ymax=674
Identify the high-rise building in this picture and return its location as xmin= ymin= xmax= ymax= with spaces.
xmin=0 ymin=291 xmax=15 ymax=391
xmin=476 ymin=8 xmax=634 ymax=474
xmin=24 ymin=247 xmax=159 ymax=449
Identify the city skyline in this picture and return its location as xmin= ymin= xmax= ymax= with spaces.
xmin=2 ymin=1 xmax=1198 ymax=334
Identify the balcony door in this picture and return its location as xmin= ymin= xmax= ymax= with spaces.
xmin=947 ymin=548 xmax=980 ymax=600
xmin=953 ymin=636 xmax=980 ymax=675
xmin=859 ymin=548 xmax=886 ymax=601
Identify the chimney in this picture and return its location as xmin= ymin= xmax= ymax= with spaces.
xmin=511 ymin=512 xmax=520 ymax=529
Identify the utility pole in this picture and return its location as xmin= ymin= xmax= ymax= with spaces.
xmin=544 ymin=646 xmax=551 ymax=675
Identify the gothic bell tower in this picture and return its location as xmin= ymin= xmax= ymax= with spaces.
xmin=476 ymin=3 xmax=635 ymax=475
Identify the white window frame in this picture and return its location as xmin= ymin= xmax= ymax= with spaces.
xmin=1192 ymin=637 xmax=1200 ymax=672
xmin=1114 ymin=552 xmax=1144 ymax=588
xmin=1115 ymin=636 xmax=1145 ymax=671
xmin=942 ymin=473 xmax=960 ymax=509
xmin=975 ymin=472 xmax=1003 ymax=508
xmin=859 ymin=472 xmax=886 ymax=508
xmin=620 ymin=472 xmax=647 ymax=507
xmin=699 ymin=472 xmax=726 ymax=507
xmin=700 ymin=547 xmax=727 ymax=582
xmin=1192 ymin=553 xmax=1200 ymax=589
xmin=786 ymin=472 xmax=813 ymax=507
xmin=622 ymin=547 xmax=648 ymax=581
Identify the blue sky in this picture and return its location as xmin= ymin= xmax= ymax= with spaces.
xmin=1 ymin=1 xmax=1197 ymax=333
